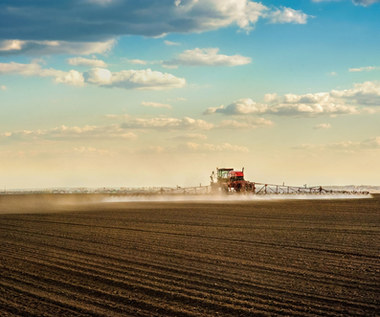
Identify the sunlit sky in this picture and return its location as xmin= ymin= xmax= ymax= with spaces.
xmin=1 ymin=0 xmax=379 ymax=189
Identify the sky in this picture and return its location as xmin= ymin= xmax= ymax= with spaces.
xmin=0 ymin=0 xmax=379 ymax=189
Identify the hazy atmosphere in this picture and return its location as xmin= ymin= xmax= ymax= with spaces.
xmin=1 ymin=0 xmax=379 ymax=189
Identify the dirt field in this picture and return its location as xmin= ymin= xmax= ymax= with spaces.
xmin=0 ymin=194 xmax=379 ymax=316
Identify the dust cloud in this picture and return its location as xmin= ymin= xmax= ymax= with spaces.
xmin=0 ymin=194 xmax=103 ymax=214
xmin=0 ymin=193 xmax=372 ymax=215
xmin=102 ymin=193 xmax=372 ymax=203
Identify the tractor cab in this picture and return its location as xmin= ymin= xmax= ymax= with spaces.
xmin=216 ymin=168 xmax=233 ymax=184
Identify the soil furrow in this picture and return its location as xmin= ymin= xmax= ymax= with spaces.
xmin=1 ymin=241 xmax=377 ymax=316
xmin=0 ymin=247 xmax=323 ymax=316
xmin=1 ymin=225 xmax=378 ymax=288
xmin=0 ymin=280 xmax=103 ymax=317
xmin=1 ymin=253 xmax=302 ymax=316
xmin=2 ymin=235 xmax=378 ymax=310
xmin=2 ymin=238 xmax=378 ymax=295
xmin=1 ymin=196 xmax=379 ymax=316
xmin=0 ymin=274 xmax=200 ymax=317
xmin=0 ymin=265 xmax=279 ymax=317
xmin=1 ymin=220 xmax=377 ymax=259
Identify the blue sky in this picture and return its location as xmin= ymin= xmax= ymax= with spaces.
xmin=0 ymin=0 xmax=379 ymax=189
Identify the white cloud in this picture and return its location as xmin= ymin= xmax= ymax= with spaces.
xmin=270 ymin=92 xmax=358 ymax=116
xmin=120 ymin=117 xmax=213 ymax=130
xmin=361 ymin=136 xmax=380 ymax=148
xmin=183 ymin=133 xmax=207 ymax=140
xmin=267 ymin=7 xmax=309 ymax=24
xmin=311 ymin=0 xmax=341 ymax=3
xmin=73 ymin=146 xmax=114 ymax=156
xmin=205 ymin=81 xmax=380 ymax=118
xmin=0 ymin=62 xmax=85 ymax=86
xmin=313 ymin=123 xmax=331 ymax=130
xmin=68 ymin=57 xmax=107 ymax=67
xmin=165 ymin=48 xmax=251 ymax=67
xmin=313 ymin=0 xmax=380 ymax=5
xmin=219 ymin=117 xmax=274 ymax=129
xmin=352 ymin=0 xmax=380 ymax=6
xmin=139 ymin=140 xmax=248 ymax=154
xmin=172 ymin=0 xmax=269 ymax=33
xmin=0 ymin=39 xmax=115 ymax=56
xmin=84 ymin=68 xmax=112 ymax=85
xmin=186 ymin=142 xmax=249 ymax=153
xmin=164 ymin=40 xmax=181 ymax=46
xmin=141 ymin=101 xmax=172 ymax=109
xmin=362 ymin=107 xmax=380 ymax=114
xmin=312 ymin=0 xmax=380 ymax=5
xmin=0 ymin=40 xmax=24 ymax=51
xmin=161 ymin=64 xmax=179 ymax=70
xmin=349 ymin=66 xmax=379 ymax=72
xmin=85 ymin=68 xmax=186 ymax=90
xmin=0 ymin=62 xmax=41 ymax=76
xmin=171 ymin=133 xmax=208 ymax=141
xmin=1 ymin=124 xmax=138 ymax=141
xmin=331 ymin=81 xmax=380 ymax=106
xmin=127 ymin=59 xmax=148 ymax=65
xmin=86 ymin=0 xmax=114 ymax=6
xmin=105 ymin=114 xmax=130 ymax=120
xmin=53 ymin=70 xmax=85 ymax=86
xmin=264 ymin=93 xmax=279 ymax=103
xmin=0 ymin=85 xmax=6 ymax=91
xmin=0 ymin=62 xmax=186 ymax=90
xmin=107 ymin=114 xmax=271 ymax=132
xmin=294 ymin=136 xmax=380 ymax=152
xmin=204 ymin=98 xmax=268 ymax=115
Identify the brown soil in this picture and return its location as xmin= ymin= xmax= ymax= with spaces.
xmin=0 ymin=194 xmax=379 ymax=316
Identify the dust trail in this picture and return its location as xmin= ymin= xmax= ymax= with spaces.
xmin=0 ymin=194 xmax=109 ymax=214
xmin=102 ymin=193 xmax=372 ymax=203
xmin=0 ymin=193 xmax=372 ymax=214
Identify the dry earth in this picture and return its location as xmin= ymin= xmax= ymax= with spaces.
xmin=0 ymin=194 xmax=379 ymax=316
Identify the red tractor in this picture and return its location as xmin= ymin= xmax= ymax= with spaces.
xmin=210 ymin=168 xmax=255 ymax=193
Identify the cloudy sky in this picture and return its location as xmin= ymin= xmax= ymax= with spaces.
xmin=1 ymin=0 xmax=379 ymax=189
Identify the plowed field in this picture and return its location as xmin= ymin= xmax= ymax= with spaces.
xmin=0 ymin=194 xmax=379 ymax=316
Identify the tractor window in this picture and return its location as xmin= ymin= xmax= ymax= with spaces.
xmin=218 ymin=170 xmax=230 ymax=179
